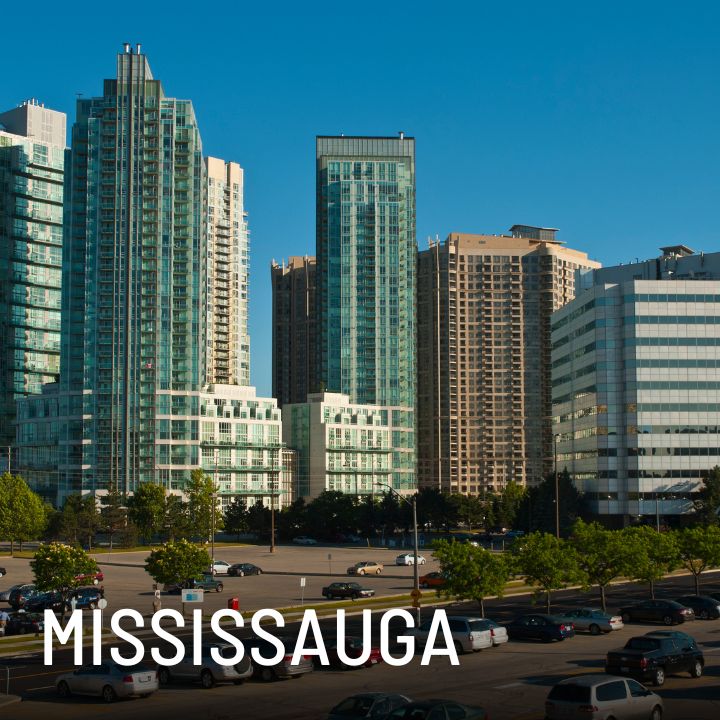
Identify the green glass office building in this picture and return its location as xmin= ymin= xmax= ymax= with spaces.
xmin=315 ymin=135 xmax=416 ymax=491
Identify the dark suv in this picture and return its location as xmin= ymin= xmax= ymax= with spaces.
xmin=619 ymin=599 xmax=695 ymax=625
xmin=8 ymin=584 xmax=39 ymax=609
xmin=25 ymin=591 xmax=66 ymax=613
xmin=70 ymin=587 xmax=104 ymax=609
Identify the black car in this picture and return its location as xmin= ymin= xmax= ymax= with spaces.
xmin=328 ymin=693 xmax=412 ymax=720
xmin=676 ymin=595 xmax=720 ymax=620
xmin=620 ymin=599 xmax=695 ymax=625
xmin=381 ymin=700 xmax=488 ymax=720
xmin=227 ymin=563 xmax=263 ymax=577
xmin=25 ymin=590 xmax=66 ymax=613
xmin=322 ymin=582 xmax=374 ymax=600
xmin=4 ymin=611 xmax=44 ymax=636
xmin=505 ymin=614 xmax=575 ymax=642
xmin=7 ymin=583 xmax=38 ymax=609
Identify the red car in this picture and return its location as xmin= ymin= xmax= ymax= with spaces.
xmin=324 ymin=637 xmax=382 ymax=669
xmin=419 ymin=571 xmax=447 ymax=589
xmin=75 ymin=571 xmax=104 ymax=585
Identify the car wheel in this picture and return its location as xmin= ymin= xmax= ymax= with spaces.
xmin=216 ymin=584 xmax=223 ymax=593
xmin=376 ymin=568 xmax=382 ymax=575
xmin=158 ymin=667 xmax=171 ymax=685
xmin=589 ymin=624 xmax=601 ymax=636
xmin=200 ymin=669 xmax=215 ymax=689
xmin=700 ymin=609 xmax=709 ymax=620
xmin=259 ymin=667 xmax=275 ymax=682
xmin=89 ymin=601 xmax=97 ymax=610
xmin=256 ymin=569 xmax=262 ymax=575
xmin=102 ymin=684 xmax=117 ymax=703
xmin=690 ymin=660 xmax=703 ymax=678
xmin=621 ymin=613 xmax=631 ymax=623
xmin=454 ymin=640 xmax=465 ymax=655
xmin=662 ymin=615 xmax=673 ymax=626
xmin=57 ymin=680 xmax=71 ymax=698
xmin=650 ymin=705 xmax=663 ymax=720
xmin=358 ymin=570 xmax=365 ymax=576
xmin=652 ymin=667 xmax=665 ymax=686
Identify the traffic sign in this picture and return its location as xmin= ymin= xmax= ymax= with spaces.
xmin=97 ymin=598 xmax=108 ymax=610
xmin=181 ymin=589 xmax=205 ymax=603
xmin=300 ymin=577 xmax=306 ymax=588
xmin=410 ymin=588 xmax=422 ymax=600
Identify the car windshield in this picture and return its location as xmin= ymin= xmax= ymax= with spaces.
xmin=625 ymin=638 xmax=660 ymax=651
xmin=547 ymin=684 xmax=591 ymax=702
xmin=332 ymin=696 xmax=376 ymax=715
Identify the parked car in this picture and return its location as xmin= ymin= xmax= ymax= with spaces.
xmin=165 ymin=575 xmax=224 ymax=593
xmin=381 ymin=700 xmax=488 ymax=719
xmin=463 ymin=617 xmax=509 ymax=646
xmin=619 ymin=599 xmax=695 ymax=625
xmin=157 ymin=643 xmax=253 ymax=688
xmin=25 ymin=590 xmax=66 ymax=613
xmin=419 ymin=572 xmax=447 ymax=589
xmin=327 ymin=692 xmax=412 ymax=720
xmin=322 ymin=636 xmax=383 ymax=669
xmin=227 ymin=563 xmax=263 ymax=577
xmin=606 ymin=632 xmax=704 ymax=686
xmin=322 ymin=582 xmax=374 ymax=600
xmin=209 ymin=560 xmax=231 ymax=575
xmin=4 ymin=611 xmax=44 ymax=636
xmin=7 ymin=583 xmax=38 ymax=609
xmin=505 ymin=614 xmax=575 ymax=642
xmin=545 ymin=674 xmax=663 ymax=720
xmin=70 ymin=586 xmax=104 ymax=610
xmin=676 ymin=594 xmax=720 ymax=620
xmin=293 ymin=536 xmax=318 ymax=545
xmin=0 ymin=567 xmax=6 ymax=578
xmin=0 ymin=583 xmax=22 ymax=603
xmin=410 ymin=615 xmax=493 ymax=653
xmin=556 ymin=608 xmax=624 ymax=635
xmin=75 ymin=570 xmax=104 ymax=585
xmin=395 ymin=553 xmax=426 ymax=566
xmin=242 ymin=635 xmax=314 ymax=681
xmin=56 ymin=661 xmax=158 ymax=702
xmin=347 ymin=561 xmax=384 ymax=576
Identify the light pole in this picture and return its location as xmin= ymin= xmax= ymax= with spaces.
xmin=270 ymin=465 xmax=278 ymax=553
xmin=376 ymin=482 xmax=420 ymax=624
xmin=210 ymin=491 xmax=217 ymax=570
xmin=5 ymin=446 xmax=11 ymax=474
xmin=554 ymin=433 xmax=560 ymax=538
xmin=655 ymin=491 xmax=661 ymax=532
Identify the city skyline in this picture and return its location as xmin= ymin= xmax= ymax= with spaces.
xmin=2 ymin=3 xmax=718 ymax=396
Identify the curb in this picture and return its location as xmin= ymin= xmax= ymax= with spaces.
xmin=0 ymin=694 xmax=22 ymax=708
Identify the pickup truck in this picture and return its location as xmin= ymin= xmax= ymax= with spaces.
xmin=605 ymin=632 xmax=704 ymax=686
xmin=322 ymin=582 xmax=374 ymax=600
xmin=165 ymin=575 xmax=224 ymax=594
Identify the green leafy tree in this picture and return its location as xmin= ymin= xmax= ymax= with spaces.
xmin=31 ymin=542 xmax=98 ymax=617
xmin=694 ymin=466 xmax=720 ymax=526
xmin=186 ymin=469 xmax=223 ymax=541
xmin=224 ymin=499 xmax=249 ymax=540
xmin=246 ymin=501 xmax=272 ymax=538
xmin=164 ymin=494 xmax=192 ymax=541
xmin=571 ymin=519 xmax=633 ymax=611
xmin=100 ymin=485 xmax=127 ymax=551
xmin=623 ymin=525 xmax=679 ymax=599
xmin=0 ymin=473 xmax=46 ymax=553
xmin=517 ymin=470 xmax=583 ymax=536
xmin=56 ymin=494 xmax=101 ymax=549
xmin=277 ymin=498 xmax=307 ymax=540
xmin=492 ymin=481 xmax=526 ymax=530
xmin=416 ymin=488 xmax=458 ymax=532
xmin=513 ymin=532 xmax=580 ymax=612
xmin=305 ymin=491 xmax=357 ymax=539
xmin=128 ymin=483 xmax=166 ymax=543
xmin=450 ymin=494 xmax=485 ymax=530
xmin=145 ymin=539 xmax=211 ymax=587
xmin=675 ymin=525 xmax=720 ymax=594
xmin=433 ymin=539 xmax=512 ymax=615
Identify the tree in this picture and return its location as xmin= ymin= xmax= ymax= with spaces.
xmin=31 ymin=542 xmax=98 ymax=618
xmin=571 ymin=519 xmax=633 ymax=611
xmin=186 ymin=469 xmax=223 ymax=541
xmin=694 ymin=466 xmax=720 ymax=526
xmin=145 ymin=539 xmax=211 ymax=587
xmin=433 ymin=539 xmax=512 ymax=615
xmin=0 ymin=473 xmax=47 ymax=554
xmin=128 ymin=483 xmax=166 ymax=543
xmin=416 ymin=488 xmax=458 ymax=532
xmin=100 ymin=485 xmax=127 ymax=551
xmin=623 ymin=525 xmax=679 ymax=599
xmin=56 ymin=494 xmax=101 ymax=549
xmin=675 ymin=525 xmax=720 ymax=594
xmin=164 ymin=494 xmax=192 ymax=541
xmin=493 ymin=481 xmax=526 ymax=530
xmin=305 ymin=491 xmax=357 ymax=539
xmin=517 ymin=470 xmax=583 ymax=536
xmin=224 ymin=499 xmax=249 ymax=540
xmin=513 ymin=532 xmax=580 ymax=612
xmin=450 ymin=494 xmax=485 ymax=530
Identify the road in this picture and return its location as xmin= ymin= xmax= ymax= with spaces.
xmin=2 ymin=567 xmax=720 ymax=719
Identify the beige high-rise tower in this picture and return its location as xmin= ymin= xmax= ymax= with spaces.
xmin=417 ymin=225 xmax=600 ymax=494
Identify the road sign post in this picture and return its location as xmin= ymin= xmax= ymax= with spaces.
xmin=181 ymin=588 xmax=204 ymax=617
xmin=328 ymin=553 xmax=332 ymax=575
xmin=300 ymin=577 xmax=306 ymax=606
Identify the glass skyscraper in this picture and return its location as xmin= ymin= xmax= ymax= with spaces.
xmin=0 ymin=101 xmax=66 ymax=453
xmin=315 ymin=136 xmax=416 ymax=491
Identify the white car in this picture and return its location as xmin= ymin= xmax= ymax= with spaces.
xmin=293 ymin=536 xmax=318 ymax=545
xmin=209 ymin=560 xmax=230 ymax=575
xmin=410 ymin=615 xmax=492 ymax=653
xmin=56 ymin=661 xmax=158 ymax=701
xmin=395 ymin=553 xmax=426 ymax=566
xmin=465 ymin=617 xmax=509 ymax=646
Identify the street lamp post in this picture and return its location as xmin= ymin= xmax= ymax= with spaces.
xmin=210 ymin=491 xmax=217 ymax=570
xmin=376 ymin=482 xmax=421 ymax=625
xmin=554 ymin=433 xmax=560 ymax=538
xmin=270 ymin=471 xmax=277 ymax=554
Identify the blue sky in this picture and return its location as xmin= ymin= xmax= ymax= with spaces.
xmin=3 ymin=1 xmax=719 ymax=395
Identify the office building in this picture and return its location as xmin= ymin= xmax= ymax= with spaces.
xmin=271 ymin=255 xmax=317 ymax=406
xmin=0 ymin=100 xmax=66 ymax=454
xmin=315 ymin=135 xmax=416 ymax=491
xmin=552 ymin=246 xmax=720 ymax=525
xmin=417 ymin=228 xmax=599 ymax=493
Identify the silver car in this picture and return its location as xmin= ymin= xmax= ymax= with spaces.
xmin=410 ymin=614 xmax=493 ymax=653
xmin=556 ymin=608 xmax=624 ymax=635
xmin=157 ymin=643 xmax=253 ymax=688
xmin=56 ymin=661 xmax=158 ymax=702
xmin=545 ymin=674 xmax=663 ymax=720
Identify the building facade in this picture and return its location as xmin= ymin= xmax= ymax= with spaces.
xmin=0 ymin=101 xmax=66 ymax=454
xmin=552 ymin=246 xmax=720 ymax=525
xmin=282 ymin=392 xmax=393 ymax=500
xmin=315 ymin=135 xmax=416 ymax=492
xmin=271 ymin=255 xmax=317 ymax=406
xmin=416 ymin=228 xmax=599 ymax=494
